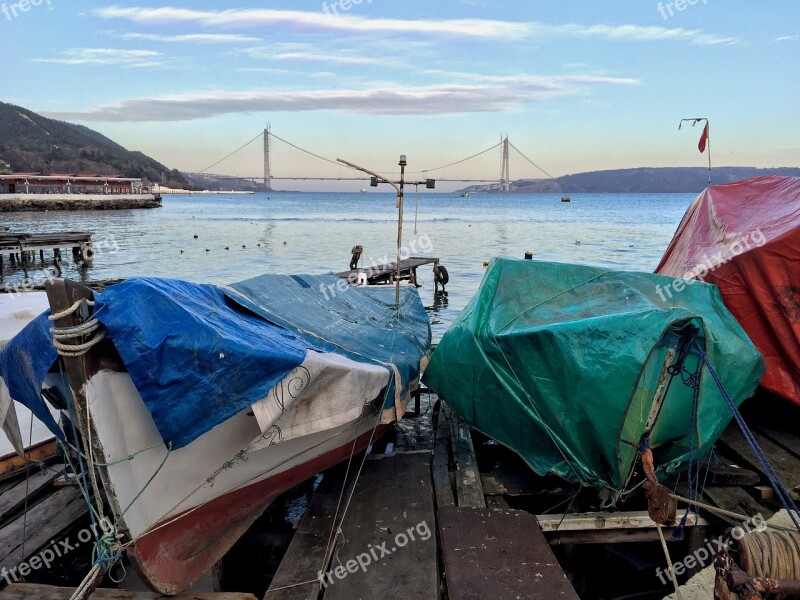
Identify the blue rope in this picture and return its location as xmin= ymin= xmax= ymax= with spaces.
xmin=692 ymin=339 xmax=800 ymax=532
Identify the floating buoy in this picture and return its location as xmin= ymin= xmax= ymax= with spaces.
xmin=483 ymin=261 xmax=490 ymax=267
xmin=205 ymin=249 xmax=210 ymax=252
xmin=193 ymin=234 xmax=198 ymax=239
xmin=242 ymin=245 xmax=246 ymax=249
xmin=225 ymin=246 xmax=229 ymax=250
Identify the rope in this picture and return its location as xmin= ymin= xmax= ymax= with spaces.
xmin=668 ymin=493 xmax=797 ymax=533
xmin=657 ymin=523 xmax=684 ymax=600
xmin=52 ymin=331 xmax=107 ymax=357
xmin=737 ymin=530 xmax=800 ymax=580
xmin=48 ymin=299 xmax=95 ymax=321
xmin=692 ymin=339 xmax=800 ymax=531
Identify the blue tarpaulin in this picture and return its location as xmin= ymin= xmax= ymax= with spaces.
xmin=224 ymin=273 xmax=432 ymax=410
xmin=0 ymin=275 xmax=430 ymax=450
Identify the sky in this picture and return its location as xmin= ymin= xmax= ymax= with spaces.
xmin=2 ymin=0 xmax=799 ymax=191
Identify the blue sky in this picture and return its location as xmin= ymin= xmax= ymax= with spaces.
xmin=2 ymin=1 xmax=799 ymax=190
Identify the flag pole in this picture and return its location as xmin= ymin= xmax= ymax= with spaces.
xmin=678 ymin=117 xmax=711 ymax=186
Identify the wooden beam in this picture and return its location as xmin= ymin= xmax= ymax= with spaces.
xmin=0 ymin=441 xmax=58 ymax=482
xmin=0 ymin=466 xmax=60 ymax=524
xmin=449 ymin=419 xmax=485 ymax=508
xmin=0 ymin=584 xmax=257 ymax=599
xmin=536 ymin=510 xmax=706 ymax=533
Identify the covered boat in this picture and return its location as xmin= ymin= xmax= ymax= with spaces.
xmin=656 ymin=176 xmax=800 ymax=406
xmin=0 ymin=273 xmax=430 ymax=594
xmin=423 ymin=258 xmax=763 ymax=498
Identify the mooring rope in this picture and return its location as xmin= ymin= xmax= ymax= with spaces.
xmin=737 ymin=529 xmax=800 ymax=581
xmin=691 ymin=340 xmax=800 ymax=531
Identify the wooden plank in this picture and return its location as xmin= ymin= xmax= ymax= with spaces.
xmin=438 ymin=507 xmax=580 ymax=600
xmin=336 ymin=257 xmax=437 ymax=283
xmin=704 ymin=487 xmax=771 ymax=525
xmin=450 ymin=419 xmax=485 ymax=508
xmin=0 ymin=487 xmax=87 ymax=570
xmin=432 ymin=413 xmax=455 ymax=509
xmin=720 ymin=427 xmax=800 ymax=495
xmin=0 ymin=441 xmax=58 ymax=481
xmin=536 ymin=511 xmax=705 ymax=533
xmin=754 ymin=424 xmax=800 ymax=461
xmin=0 ymin=584 xmax=256 ymax=599
xmin=0 ymin=466 xmax=60 ymax=524
xmin=706 ymin=452 xmax=761 ymax=487
xmin=264 ymin=467 xmax=356 ymax=600
xmin=322 ymin=452 xmax=437 ymax=600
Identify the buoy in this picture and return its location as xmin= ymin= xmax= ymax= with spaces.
xmin=205 ymin=249 xmax=210 ymax=252
xmin=524 ymin=250 xmax=533 ymax=260
xmin=242 ymin=245 xmax=246 ymax=249
xmin=483 ymin=261 xmax=489 ymax=267
xmin=225 ymin=246 xmax=229 ymax=250
xmin=193 ymin=234 xmax=198 ymax=239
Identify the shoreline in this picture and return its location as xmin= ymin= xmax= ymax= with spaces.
xmin=0 ymin=194 xmax=162 ymax=212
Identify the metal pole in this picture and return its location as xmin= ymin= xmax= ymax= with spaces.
xmin=396 ymin=156 xmax=406 ymax=306
xmin=706 ymin=121 xmax=711 ymax=186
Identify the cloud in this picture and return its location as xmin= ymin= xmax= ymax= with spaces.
xmin=93 ymin=6 xmax=738 ymax=45
xmin=94 ymin=6 xmax=529 ymax=39
xmin=242 ymin=46 xmax=383 ymax=65
xmin=122 ymin=32 xmax=260 ymax=43
xmin=42 ymin=74 xmax=638 ymax=122
xmin=33 ymin=48 xmax=162 ymax=66
xmin=775 ymin=35 xmax=799 ymax=42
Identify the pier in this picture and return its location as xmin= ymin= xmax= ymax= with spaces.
xmin=0 ymin=390 xmax=798 ymax=597
xmin=337 ymin=257 xmax=441 ymax=287
xmin=0 ymin=232 xmax=94 ymax=276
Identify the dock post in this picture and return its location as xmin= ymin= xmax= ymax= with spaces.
xmin=0 ymin=254 xmax=3 ymax=276
xmin=39 ymin=249 xmax=45 ymax=263
xmin=79 ymin=242 xmax=94 ymax=267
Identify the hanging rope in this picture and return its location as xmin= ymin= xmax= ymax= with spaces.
xmin=692 ymin=339 xmax=800 ymax=532
xmin=413 ymin=184 xmax=419 ymax=235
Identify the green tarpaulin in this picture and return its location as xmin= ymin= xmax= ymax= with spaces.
xmin=423 ymin=258 xmax=764 ymax=498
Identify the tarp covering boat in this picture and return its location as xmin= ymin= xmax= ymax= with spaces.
xmin=656 ymin=176 xmax=800 ymax=406
xmin=423 ymin=258 xmax=763 ymax=496
xmin=0 ymin=274 xmax=430 ymax=450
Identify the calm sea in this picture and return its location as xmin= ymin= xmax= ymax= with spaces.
xmin=1 ymin=192 xmax=695 ymax=340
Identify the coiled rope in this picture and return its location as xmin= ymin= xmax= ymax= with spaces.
xmin=737 ymin=530 xmax=800 ymax=581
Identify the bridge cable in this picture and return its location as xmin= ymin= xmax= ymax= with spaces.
xmin=508 ymin=141 xmax=557 ymax=180
xmin=269 ymin=130 xmax=360 ymax=171
xmin=198 ymin=131 xmax=264 ymax=174
xmin=413 ymin=141 xmax=503 ymax=174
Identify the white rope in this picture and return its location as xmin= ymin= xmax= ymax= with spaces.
xmin=52 ymin=332 xmax=107 ymax=357
xmin=48 ymin=299 xmax=95 ymax=322
xmin=51 ymin=318 xmax=101 ymax=339
xmin=657 ymin=523 xmax=684 ymax=600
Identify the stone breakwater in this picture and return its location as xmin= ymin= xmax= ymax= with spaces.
xmin=0 ymin=194 xmax=162 ymax=212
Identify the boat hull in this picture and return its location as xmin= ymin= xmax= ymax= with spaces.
xmin=656 ymin=176 xmax=800 ymax=406
xmin=132 ymin=426 xmax=384 ymax=595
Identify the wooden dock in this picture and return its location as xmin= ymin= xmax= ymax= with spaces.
xmin=1 ymin=390 xmax=799 ymax=598
xmin=337 ymin=257 xmax=439 ymax=286
xmin=0 ymin=232 xmax=94 ymax=275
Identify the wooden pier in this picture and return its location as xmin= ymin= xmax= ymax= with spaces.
xmin=337 ymin=257 xmax=440 ymax=287
xmin=1 ymin=391 xmax=798 ymax=598
xmin=0 ymin=232 xmax=94 ymax=275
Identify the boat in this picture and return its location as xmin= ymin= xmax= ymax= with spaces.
xmin=423 ymin=258 xmax=763 ymax=499
xmin=461 ymin=191 xmax=470 ymax=198
xmin=0 ymin=273 xmax=431 ymax=594
xmin=561 ymin=195 xmax=571 ymax=202
xmin=0 ymin=291 xmax=61 ymax=466
xmin=656 ymin=176 xmax=800 ymax=406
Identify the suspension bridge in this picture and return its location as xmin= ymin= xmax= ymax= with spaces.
xmin=188 ymin=127 xmax=557 ymax=191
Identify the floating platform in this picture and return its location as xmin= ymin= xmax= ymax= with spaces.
xmin=337 ymin=257 xmax=439 ymax=286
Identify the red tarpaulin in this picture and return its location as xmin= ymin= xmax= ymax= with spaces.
xmin=656 ymin=176 xmax=800 ymax=406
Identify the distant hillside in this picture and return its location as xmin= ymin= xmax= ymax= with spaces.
xmin=183 ymin=172 xmax=269 ymax=192
xmin=463 ymin=167 xmax=800 ymax=194
xmin=0 ymin=102 xmax=194 ymax=189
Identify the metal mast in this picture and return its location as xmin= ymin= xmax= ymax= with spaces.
xmin=500 ymin=135 xmax=511 ymax=192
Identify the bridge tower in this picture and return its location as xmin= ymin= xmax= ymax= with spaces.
xmin=500 ymin=135 xmax=511 ymax=192
xmin=263 ymin=124 xmax=272 ymax=191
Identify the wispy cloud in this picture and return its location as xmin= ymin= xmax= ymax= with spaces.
xmin=43 ymin=73 xmax=638 ymax=122
xmin=33 ymin=48 xmax=162 ymax=67
xmin=775 ymin=35 xmax=799 ymax=42
xmin=94 ymin=6 xmax=738 ymax=46
xmin=122 ymin=32 xmax=260 ymax=43
xmin=242 ymin=46 xmax=383 ymax=66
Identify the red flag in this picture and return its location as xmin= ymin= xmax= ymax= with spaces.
xmin=698 ymin=123 xmax=709 ymax=153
